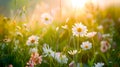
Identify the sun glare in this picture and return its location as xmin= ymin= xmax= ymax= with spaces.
xmin=71 ymin=0 xmax=87 ymax=9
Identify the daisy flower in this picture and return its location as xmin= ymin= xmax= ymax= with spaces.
xmin=26 ymin=35 xmax=39 ymax=46
xmin=94 ymin=62 xmax=104 ymax=67
xmin=100 ymin=41 xmax=111 ymax=53
xmin=54 ymin=52 xmax=68 ymax=64
xmin=85 ymin=32 xmax=97 ymax=38
xmin=42 ymin=43 xmax=55 ymax=57
xmin=81 ymin=41 xmax=92 ymax=50
xmin=72 ymin=23 xmax=88 ymax=37
xmin=41 ymin=13 xmax=53 ymax=24
xmin=68 ymin=50 xmax=77 ymax=55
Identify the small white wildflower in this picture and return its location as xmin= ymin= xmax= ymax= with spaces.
xmin=81 ymin=41 xmax=92 ymax=50
xmin=42 ymin=43 xmax=55 ymax=57
xmin=26 ymin=35 xmax=39 ymax=46
xmin=41 ymin=13 xmax=53 ymax=24
xmin=94 ymin=62 xmax=104 ymax=67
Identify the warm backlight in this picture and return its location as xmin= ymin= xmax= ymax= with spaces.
xmin=71 ymin=0 xmax=87 ymax=9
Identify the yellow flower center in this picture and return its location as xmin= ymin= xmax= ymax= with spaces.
xmin=77 ymin=28 xmax=82 ymax=32
xmin=45 ymin=17 xmax=49 ymax=21
xmin=31 ymin=39 xmax=35 ymax=43
xmin=85 ymin=45 xmax=88 ymax=48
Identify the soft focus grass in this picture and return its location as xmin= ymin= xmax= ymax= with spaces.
xmin=0 ymin=5 xmax=120 ymax=67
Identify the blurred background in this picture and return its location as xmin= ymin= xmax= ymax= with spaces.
xmin=0 ymin=0 xmax=120 ymax=17
xmin=0 ymin=0 xmax=120 ymax=41
xmin=0 ymin=0 xmax=120 ymax=67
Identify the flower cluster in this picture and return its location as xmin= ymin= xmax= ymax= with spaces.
xmin=26 ymin=52 xmax=42 ymax=67
xmin=0 ymin=8 xmax=117 ymax=67
xmin=72 ymin=22 xmax=97 ymax=38
xmin=42 ymin=44 xmax=68 ymax=64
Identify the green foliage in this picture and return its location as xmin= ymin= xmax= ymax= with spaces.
xmin=0 ymin=5 xmax=120 ymax=67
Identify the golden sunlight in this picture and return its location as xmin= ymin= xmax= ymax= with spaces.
xmin=71 ymin=0 xmax=88 ymax=9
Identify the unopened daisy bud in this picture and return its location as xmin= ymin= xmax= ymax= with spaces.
xmin=16 ymin=32 xmax=23 ymax=37
xmin=23 ymin=24 xmax=27 ymax=28
xmin=56 ymin=27 xmax=59 ymax=31
xmin=68 ymin=50 xmax=77 ymax=55
xmin=16 ymin=26 xmax=21 ymax=30
xmin=61 ymin=25 xmax=68 ymax=29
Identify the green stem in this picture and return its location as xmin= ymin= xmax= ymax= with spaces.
xmin=73 ymin=36 xmax=76 ymax=49
xmin=77 ymin=36 xmax=80 ymax=50
xmin=92 ymin=38 xmax=95 ymax=53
